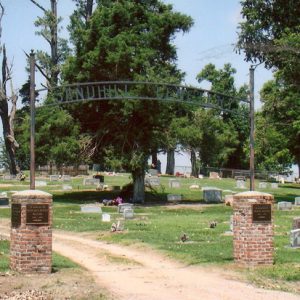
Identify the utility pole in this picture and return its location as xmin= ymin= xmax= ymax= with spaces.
xmin=249 ymin=66 xmax=255 ymax=191
xmin=30 ymin=50 xmax=36 ymax=190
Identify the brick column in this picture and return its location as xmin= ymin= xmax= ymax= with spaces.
xmin=10 ymin=190 xmax=52 ymax=273
xmin=233 ymin=191 xmax=274 ymax=266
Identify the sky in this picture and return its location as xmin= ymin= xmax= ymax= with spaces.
xmin=0 ymin=0 xmax=280 ymax=173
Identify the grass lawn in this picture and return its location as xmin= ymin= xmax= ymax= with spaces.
xmin=0 ymin=174 xmax=300 ymax=290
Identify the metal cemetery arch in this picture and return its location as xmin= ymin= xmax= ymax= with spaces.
xmin=29 ymin=52 xmax=255 ymax=190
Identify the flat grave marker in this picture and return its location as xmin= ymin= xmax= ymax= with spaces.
xmin=167 ymin=194 xmax=182 ymax=202
xmin=83 ymin=178 xmax=100 ymax=185
xmin=118 ymin=203 xmax=133 ymax=213
xmin=80 ymin=204 xmax=102 ymax=213
xmin=277 ymin=201 xmax=292 ymax=211
xmin=294 ymin=197 xmax=300 ymax=206
xmin=169 ymin=179 xmax=181 ymax=188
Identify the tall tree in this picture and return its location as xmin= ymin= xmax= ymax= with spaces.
xmin=237 ymin=0 xmax=300 ymax=85
xmin=196 ymin=63 xmax=249 ymax=169
xmin=260 ymin=74 xmax=300 ymax=174
xmin=0 ymin=3 xmax=19 ymax=175
xmin=64 ymin=0 xmax=193 ymax=202
xmin=30 ymin=0 xmax=70 ymax=88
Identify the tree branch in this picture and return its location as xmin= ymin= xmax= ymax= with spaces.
xmin=24 ymin=50 xmax=51 ymax=83
xmin=29 ymin=0 xmax=47 ymax=12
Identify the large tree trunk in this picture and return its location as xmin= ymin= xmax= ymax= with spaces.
xmin=0 ymin=44 xmax=18 ymax=175
xmin=190 ymin=149 xmax=199 ymax=177
xmin=132 ymin=168 xmax=145 ymax=203
xmin=151 ymin=149 xmax=157 ymax=168
xmin=166 ymin=149 xmax=175 ymax=175
xmin=1 ymin=115 xmax=17 ymax=175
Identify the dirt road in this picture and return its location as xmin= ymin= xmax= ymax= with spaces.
xmin=0 ymin=220 xmax=299 ymax=300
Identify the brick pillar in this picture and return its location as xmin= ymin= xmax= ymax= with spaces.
xmin=10 ymin=190 xmax=52 ymax=273
xmin=233 ymin=191 xmax=274 ymax=266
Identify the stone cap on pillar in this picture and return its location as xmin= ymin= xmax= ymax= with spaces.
xmin=12 ymin=190 xmax=52 ymax=202
xmin=233 ymin=191 xmax=274 ymax=206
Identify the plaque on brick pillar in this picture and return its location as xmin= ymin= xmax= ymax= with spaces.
xmin=233 ymin=191 xmax=274 ymax=266
xmin=10 ymin=190 xmax=53 ymax=274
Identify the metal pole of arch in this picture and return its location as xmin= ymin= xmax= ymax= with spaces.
xmin=249 ymin=66 xmax=255 ymax=191
xmin=30 ymin=50 xmax=36 ymax=190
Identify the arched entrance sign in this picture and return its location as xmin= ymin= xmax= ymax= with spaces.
xmin=29 ymin=52 xmax=255 ymax=191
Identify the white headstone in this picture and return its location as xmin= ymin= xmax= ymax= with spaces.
xmin=189 ymin=184 xmax=200 ymax=189
xmin=118 ymin=203 xmax=133 ymax=213
xmin=167 ymin=194 xmax=182 ymax=202
xmin=102 ymin=213 xmax=111 ymax=222
xmin=169 ymin=179 xmax=181 ymax=188
xmin=62 ymin=175 xmax=71 ymax=182
xmin=290 ymin=229 xmax=300 ymax=247
xmin=145 ymin=177 xmax=160 ymax=186
xmin=277 ymin=201 xmax=292 ymax=210
xmin=80 ymin=205 xmax=102 ymax=213
xmin=259 ymin=182 xmax=268 ymax=189
xmin=83 ymin=178 xmax=100 ymax=185
xmin=236 ymin=180 xmax=246 ymax=189
xmin=294 ymin=197 xmax=300 ymax=206
xmin=62 ymin=185 xmax=72 ymax=191
xmin=123 ymin=208 xmax=134 ymax=219
xmin=36 ymin=180 xmax=47 ymax=187
xmin=50 ymin=175 xmax=59 ymax=181
xmin=271 ymin=182 xmax=278 ymax=189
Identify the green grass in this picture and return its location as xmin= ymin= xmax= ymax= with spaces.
xmin=0 ymin=240 xmax=78 ymax=272
xmin=1 ymin=175 xmax=300 ymax=287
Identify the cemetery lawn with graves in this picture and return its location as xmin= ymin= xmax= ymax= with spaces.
xmin=1 ymin=174 xmax=300 ymax=293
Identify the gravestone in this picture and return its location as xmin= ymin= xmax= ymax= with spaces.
xmin=49 ymin=175 xmax=59 ymax=182
xmin=169 ymin=179 xmax=181 ymax=188
xmin=202 ymin=187 xmax=222 ymax=203
xmin=3 ymin=174 xmax=16 ymax=180
xmin=102 ymin=213 xmax=111 ymax=222
xmin=83 ymin=178 xmax=100 ymax=185
xmin=290 ymin=229 xmax=300 ymax=248
xmin=233 ymin=191 xmax=274 ymax=265
xmin=236 ymin=180 xmax=246 ymax=189
xmin=271 ymin=182 xmax=278 ymax=189
xmin=62 ymin=185 xmax=72 ymax=191
xmin=294 ymin=197 xmax=300 ymax=206
xmin=259 ymin=182 xmax=268 ymax=189
xmin=62 ymin=175 xmax=71 ymax=182
xmin=209 ymin=172 xmax=220 ymax=179
xmin=0 ymin=196 xmax=9 ymax=206
xmin=167 ymin=194 xmax=182 ymax=202
xmin=10 ymin=190 xmax=52 ymax=273
xmin=149 ymin=169 xmax=158 ymax=176
xmin=277 ymin=201 xmax=292 ymax=210
xmin=145 ymin=177 xmax=160 ymax=186
xmin=35 ymin=181 xmax=47 ymax=187
xmin=123 ymin=208 xmax=134 ymax=219
xmin=118 ymin=203 xmax=133 ymax=213
xmin=292 ymin=217 xmax=300 ymax=230
xmin=80 ymin=205 xmax=102 ymax=213
xmin=189 ymin=184 xmax=200 ymax=189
